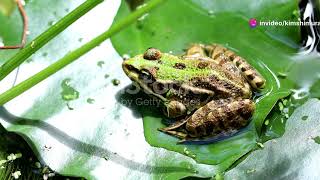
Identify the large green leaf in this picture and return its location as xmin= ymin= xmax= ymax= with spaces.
xmin=0 ymin=0 xmax=218 ymax=179
xmin=225 ymin=99 xmax=320 ymax=179
xmin=110 ymin=0 xmax=297 ymax=168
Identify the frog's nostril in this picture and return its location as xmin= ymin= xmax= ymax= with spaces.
xmin=143 ymin=48 xmax=162 ymax=60
xmin=125 ymin=65 xmax=134 ymax=71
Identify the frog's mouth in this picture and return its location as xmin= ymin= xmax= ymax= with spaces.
xmin=122 ymin=64 xmax=167 ymax=102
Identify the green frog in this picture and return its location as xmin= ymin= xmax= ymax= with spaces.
xmin=122 ymin=44 xmax=265 ymax=142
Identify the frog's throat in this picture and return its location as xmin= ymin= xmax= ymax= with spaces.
xmin=124 ymin=69 xmax=167 ymax=102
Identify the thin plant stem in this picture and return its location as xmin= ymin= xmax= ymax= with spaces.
xmin=0 ymin=0 xmax=104 ymax=80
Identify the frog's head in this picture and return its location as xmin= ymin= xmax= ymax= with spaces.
xmin=124 ymin=48 xmax=188 ymax=85
xmin=122 ymin=48 xmax=162 ymax=85
xmin=122 ymin=48 xmax=193 ymax=117
xmin=122 ymin=48 xmax=211 ymax=84
xmin=122 ymin=48 xmax=173 ymax=100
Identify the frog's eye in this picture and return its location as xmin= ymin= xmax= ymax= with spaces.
xmin=143 ymin=48 xmax=162 ymax=60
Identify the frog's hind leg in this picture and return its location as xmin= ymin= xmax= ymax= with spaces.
xmin=182 ymin=98 xmax=255 ymax=143
xmin=205 ymin=44 xmax=266 ymax=90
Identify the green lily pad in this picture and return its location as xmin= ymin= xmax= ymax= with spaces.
xmin=111 ymin=0 xmax=297 ymax=166
xmin=225 ymin=99 xmax=320 ymax=179
xmin=0 ymin=0 xmax=219 ymax=179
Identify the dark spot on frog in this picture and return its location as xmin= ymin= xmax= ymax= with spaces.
xmin=197 ymin=61 xmax=209 ymax=69
xmin=255 ymin=81 xmax=264 ymax=88
xmin=171 ymin=83 xmax=180 ymax=90
xmin=143 ymin=48 xmax=162 ymax=60
xmin=157 ymin=60 xmax=163 ymax=64
xmin=154 ymin=83 xmax=167 ymax=94
xmin=174 ymin=63 xmax=186 ymax=69
xmin=247 ymin=73 xmax=255 ymax=80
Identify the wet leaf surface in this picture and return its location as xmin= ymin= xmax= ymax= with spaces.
xmin=225 ymin=99 xmax=320 ymax=179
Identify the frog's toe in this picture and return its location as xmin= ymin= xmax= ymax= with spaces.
xmin=158 ymin=128 xmax=187 ymax=139
xmin=163 ymin=101 xmax=187 ymax=118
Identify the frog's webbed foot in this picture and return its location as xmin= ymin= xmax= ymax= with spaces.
xmin=177 ymin=130 xmax=239 ymax=144
xmin=158 ymin=118 xmax=188 ymax=139
xmin=160 ymin=130 xmax=188 ymax=139
xmin=204 ymin=44 xmax=266 ymax=90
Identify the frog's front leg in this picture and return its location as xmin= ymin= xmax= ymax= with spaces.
xmin=205 ymin=44 xmax=266 ymax=90
xmin=159 ymin=98 xmax=255 ymax=142
xmin=162 ymin=100 xmax=187 ymax=118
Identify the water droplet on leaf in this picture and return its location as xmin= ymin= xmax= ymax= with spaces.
xmin=48 ymin=21 xmax=56 ymax=26
xmin=312 ymin=136 xmax=320 ymax=144
xmin=138 ymin=13 xmax=149 ymax=21
xmin=208 ymin=10 xmax=214 ymax=15
xmin=257 ymin=142 xmax=264 ymax=148
xmin=277 ymin=72 xmax=288 ymax=78
xmin=30 ymin=41 xmax=35 ymax=48
xmin=122 ymin=54 xmax=130 ymax=60
xmin=60 ymin=78 xmax=79 ymax=101
xmin=97 ymin=61 xmax=105 ymax=68
xmin=112 ymin=79 xmax=120 ymax=86
xmin=87 ymin=98 xmax=95 ymax=104
xmin=0 ymin=37 xmax=4 ymax=46
xmin=246 ymin=168 xmax=256 ymax=174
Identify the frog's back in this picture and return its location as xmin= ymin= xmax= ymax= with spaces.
xmin=186 ymin=60 xmax=252 ymax=98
